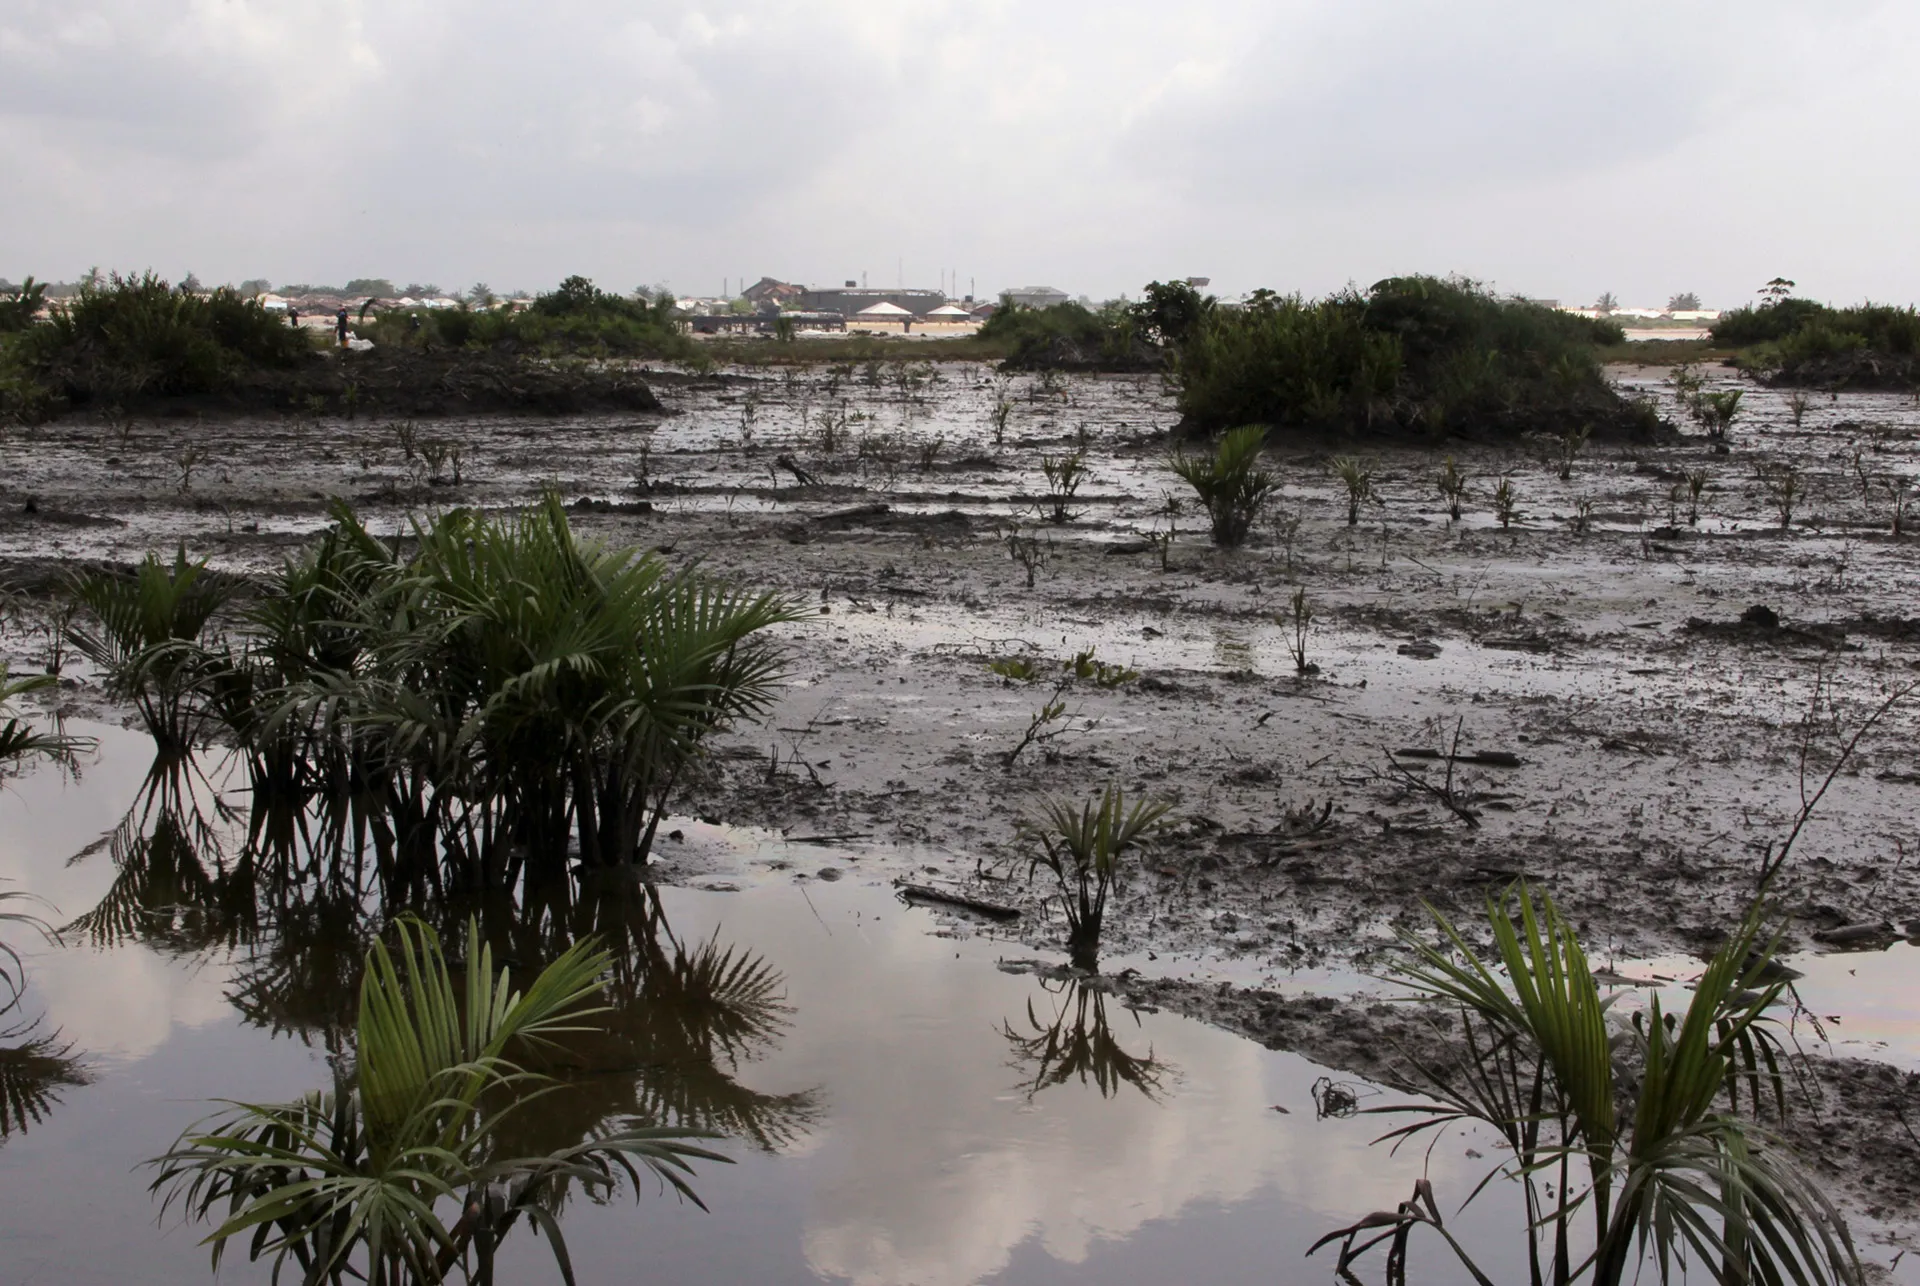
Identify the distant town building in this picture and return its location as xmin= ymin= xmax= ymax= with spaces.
xmin=801 ymin=286 xmax=947 ymax=317
xmin=1003 ymin=286 xmax=1070 ymax=309
xmin=742 ymin=277 xmax=804 ymax=309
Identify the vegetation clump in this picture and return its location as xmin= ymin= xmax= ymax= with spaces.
xmin=1175 ymin=275 xmax=1649 ymax=442
xmin=0 ymin=271 xmax=674 ymax=423
xmin=62 ymin=495 xmax=802 ymax=899
xmin=980 ymin=299 xmax=1159 ymax=372
xmin=364 ymin=275 xmax=693 ymax=360
xmin=1714 ymin=290 xmax=1920 ymax=390
xmin=1 ymin=271 xmax=306 ymax=419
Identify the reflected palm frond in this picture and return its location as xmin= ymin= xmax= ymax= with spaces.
xmin=65 ymin=755 xmax=257 ymax=954
xmin=1002 ymin=977 xmax=1167 ymax=1101
xmin=0 ymin=1020 xmax=92 ymax=1143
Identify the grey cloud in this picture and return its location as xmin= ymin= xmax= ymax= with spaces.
xmin=1122 ymin=3 xmax=1731 ymax=201
xmin=2 ymin=1 xmax=1917 ymax=306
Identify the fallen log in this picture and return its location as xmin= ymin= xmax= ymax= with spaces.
xmin=895 ymin=882 xmax=1021 ymax=921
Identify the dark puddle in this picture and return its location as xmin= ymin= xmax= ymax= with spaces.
xmin=0 ymin=721 xmax=1530 ymax=1285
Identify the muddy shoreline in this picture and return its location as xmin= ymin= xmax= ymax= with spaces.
xmin=5 ymin=358 xmax=1919 ymax=1259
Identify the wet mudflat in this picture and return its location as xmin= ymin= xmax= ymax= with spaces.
xmin=4 ymin=356 xmax=1920 ymax=1276
xmin=0 ymin=728 xmax=1530 ymax=1285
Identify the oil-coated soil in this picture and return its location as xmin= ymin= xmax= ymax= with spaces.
xmin=4 ymin=355 xmax=1918 ymax=1258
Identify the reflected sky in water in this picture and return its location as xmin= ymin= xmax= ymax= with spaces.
xmin=0 ymin=724 xmax=1528 ymax=1284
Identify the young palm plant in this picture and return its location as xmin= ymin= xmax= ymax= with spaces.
xmin=1017 ymin=785 xmax=1172 ymax=971
xmin=1169 ymin=424 xmax=1280 ymax=546
xmin=1330 ymin=455 xmax=1375 ymax=527
xmin=1437 ymin=456 xmax=1469 ymax=522
xmin=67 ymin=548 xmax=233 ymax=753
xmin=148 ymin=915 xmax=725 ymax=1286
xmin=1313 ymin=884 xmax=1860 ymax=1286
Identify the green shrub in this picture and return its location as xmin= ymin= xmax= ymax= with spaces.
xmin=1709 ymin=298 xmax=1829 ymax=346
xmin=1177 ymin=276 xmax=1631 ymax=439
xmin=1715 ymin=299 xmax=1920 ymax=369
xmin=979 ymin=299 xmax=1148 ymax=370
xmin=0 ymin=278 xmax=46 ymax=331
xmin=363 ymin=276 xmax=693 ymax=359
xmin=10 ymin=271 xmax=307 ymax=406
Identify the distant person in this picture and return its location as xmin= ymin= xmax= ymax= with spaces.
xmin=335 ymin=307 xmax=350 ymax=348
xmin=288 ymin=305 xmax=300 ymax=328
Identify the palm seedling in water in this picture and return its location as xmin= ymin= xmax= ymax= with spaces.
xmin=1556 ymin=424 xmax=1591 ymax=480
xmin=1437 ymin=456 xmax=1469 ymax=522
xmin=67 ymin=548 xmax=232 ymax=753
xmin=1017 ymin=784 xmax=1172 ymax=971
xmin=85 ymin=496 xmax=804 ymax=895
xmin=1329 ymin=455 xmax=1374 ymax=527
xmin=148 ymin=916 xmax=724 ymax=1286
xmin=1312 ymin=885 xmax=1860 ymax=1286
xmin=0 ymin=663 xmax=87 ymax=774
xmin=1685 ymin=469 xmax=1708 ymax=526
xmin=1168 ymin=424 xmax=1281 ymax=547
xmin=1758 ymin=461 xmax=1801 ymax=531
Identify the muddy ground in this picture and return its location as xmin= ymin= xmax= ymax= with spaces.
xmin=3 ymin=357 xmax=1918 ymax=1256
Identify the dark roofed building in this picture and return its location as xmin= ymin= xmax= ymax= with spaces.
xmin=800 ymin=286 xmax=948 ymax=317
xmin=742 ymin=277 xmax=805 ymax=308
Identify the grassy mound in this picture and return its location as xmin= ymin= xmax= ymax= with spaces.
xmin=1175 ymin=276 xmax=1651 ymax=441
xmin=1714 ymin=300 xmax=1920 ymax=390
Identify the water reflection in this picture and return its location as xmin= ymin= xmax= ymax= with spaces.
xmin=3 ymin=736 xmax=1546 ymax=1286
xmin=50 ymin=747 xmax=820 ymax=1264
xmin=65 ymin=756 xmax=256 ymax=955
xmin=0 ymin=1018 xmax=91 ymax=1144
xmin=1002 ymin=976 xmax=1166 ymax=1101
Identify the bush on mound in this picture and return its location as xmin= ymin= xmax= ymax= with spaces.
xmin=1716 ymin=299 xmax=1920 ymax=390
xmin=1175 ymin=276 xmax=1652 ymax=441
xmin=3 ymin=272 xmax=308 ymax=414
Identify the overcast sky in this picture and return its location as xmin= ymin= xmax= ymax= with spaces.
xmin=3 ymin=1 xmax=1915 ymax=307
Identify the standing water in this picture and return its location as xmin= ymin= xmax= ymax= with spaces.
xmin=0 ymin=723 xmax=1539 ymax=1284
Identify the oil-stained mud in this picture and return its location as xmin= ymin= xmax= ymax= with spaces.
xmin=5 ymin=357 xmax=1920 ymax=1263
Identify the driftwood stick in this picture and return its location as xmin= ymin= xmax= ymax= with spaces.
xmin=895 ymin=882 xmax=1021 ymax=921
